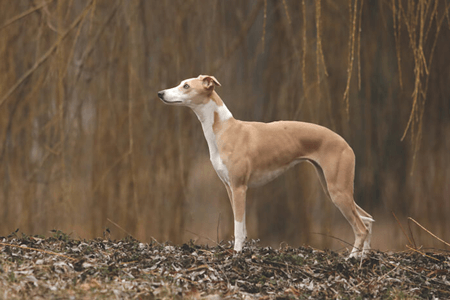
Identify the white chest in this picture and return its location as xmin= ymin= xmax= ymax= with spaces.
xmin=192 ymin=100 xmax=233 ymax=185
xmin=210 ymin=152 xmax=229 ymax=184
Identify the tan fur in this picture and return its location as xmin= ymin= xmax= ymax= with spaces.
xmin=158 ymin=75 xmax=374 ymax=258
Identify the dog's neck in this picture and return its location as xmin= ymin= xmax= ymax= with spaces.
xmin=190 ymin=92 xmax=233 ymax=157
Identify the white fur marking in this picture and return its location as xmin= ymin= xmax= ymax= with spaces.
xmin=191 ymin=100 xmax=233 ymax=184
xmin=360 ymin=216 xmax=375 ymax=223
xmin=234 ymin=219 xmax=246 ymax=251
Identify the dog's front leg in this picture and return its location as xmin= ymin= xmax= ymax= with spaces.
xmin=229 ymin=185 xmax=247 ymax=252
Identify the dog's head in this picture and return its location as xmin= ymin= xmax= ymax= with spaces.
xmin=158 ymin=75 xmax=221 ymax=107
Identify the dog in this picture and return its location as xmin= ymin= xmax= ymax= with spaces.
xmin=158 ymin=75 xmax=374 ymax=258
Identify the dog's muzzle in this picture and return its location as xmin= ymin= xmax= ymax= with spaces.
xmin=158 ymin=91 xmax=183 ymax=105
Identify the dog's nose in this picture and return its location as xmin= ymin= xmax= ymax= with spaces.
xmin=158 ymin=91 xmax=164 ymax=99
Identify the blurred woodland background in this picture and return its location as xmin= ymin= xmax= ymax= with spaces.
xmin=0 ymin=0 xmax=449 ymax=252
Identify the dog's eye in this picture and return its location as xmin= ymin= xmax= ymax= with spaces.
xmin=183 ymin=84 xmax=190 ymax=89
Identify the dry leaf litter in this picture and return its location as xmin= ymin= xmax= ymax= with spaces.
xmin=0 ymin=231 xmax=449 ymax=299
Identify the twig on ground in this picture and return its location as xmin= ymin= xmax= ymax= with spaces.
xmin=0 ymin=242 xmax=76 ymax=261
xmin=408 ymin=217 xmax=450 ymax=248
xmin=311 ymin=232 xmax=355 ymax=249
xmin=185 ymin=229 xmax=226 ymax=251
xmin=406 ymin=244 xmax=442 ymax=262
xmin=107 ymin=218 xmax=133 ymax=237
xmin=392 ymin=211 xmax=415 ymax=248
xmin=217 ymin=213 xmax=221 ymax=244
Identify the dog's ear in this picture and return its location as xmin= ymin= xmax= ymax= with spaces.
xmin=200 ymin=75 xmax=221 ymax=90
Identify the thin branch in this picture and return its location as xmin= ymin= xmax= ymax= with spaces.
xmin=301 ymin=0 xmax=308 ymax=112
xmin=0 ymin=0 xmax=56 ymax=31
xmin=311 ymin=232 xmax=356 ymax=249
xmin=106 ymin=218 xmax=133 ymax=237
xmin=261 ymin=0 xmax=267 ymax=53
xmin=408 ymin=217 xmax=450 ymax=248
xmin=392 ymin=211 xmax=415 ymax=248
xmin=282 ymin=0 xmax=292 ymax=24
xmin=92 ymin=151 xmax=130 ymax=192
xmin=212 ymin=0 xmax=263 ymax=73
xmin=0 ymin=0 xmax=94 ymax=108
xmin=185 ymin=229 xmax=226 ymax=250
xmin=0 ymin=242 xmax=76 ymax=261
xmin=343 ymin=0 xmax=359 ymax=118
xmin=216 ymin=213 xmax=221 ymax=244
xmin=406 ymin=244 xmax=442 ymax=262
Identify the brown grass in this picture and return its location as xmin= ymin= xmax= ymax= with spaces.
xmin=0 ymin=0 xmax=449 ymax=252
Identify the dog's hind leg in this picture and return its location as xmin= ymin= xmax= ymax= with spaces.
xmin=313 ymin=149 xmax=370 ymax=258
xmin=356 ymin=204 xmax=374 ymax=252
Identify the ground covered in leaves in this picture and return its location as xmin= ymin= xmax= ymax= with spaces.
xmin=0 ymin=231 xmax=449 ymax=299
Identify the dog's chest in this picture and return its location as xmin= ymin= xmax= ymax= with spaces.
xmin=210 ymin=152 xmax=229 ymax=183
xmin=202 ymin=128 xmax=229 ymax=183
xmin=195 ymin=104 xmax=233 ymax=184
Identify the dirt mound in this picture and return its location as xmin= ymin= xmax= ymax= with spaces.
xmin=0 ymin=232 xmax=449 ymax=299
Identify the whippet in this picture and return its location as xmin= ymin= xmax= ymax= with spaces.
xmin=158 ymin=75 xmax=374 ymax=258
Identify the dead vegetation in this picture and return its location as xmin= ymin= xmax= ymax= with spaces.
xmin=0 ymin=231 xmax=449 ymax=299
